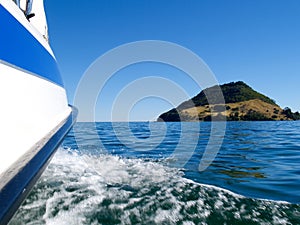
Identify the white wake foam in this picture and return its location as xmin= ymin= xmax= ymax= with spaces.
xmin=9 ymin=148 xmax=299 ymax=225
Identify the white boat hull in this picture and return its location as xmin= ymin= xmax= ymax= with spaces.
xmin=0 ymin=0 xmax=77 ymax=223
xmin=0 ymin=62 xmax=71 ymax=175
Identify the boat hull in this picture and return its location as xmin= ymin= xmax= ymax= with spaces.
xmin=0 ymin=107 xmax=77 ymax=224
xmin=0 ymin=1 xmax=77 ymax=223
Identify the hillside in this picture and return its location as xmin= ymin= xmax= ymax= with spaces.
xmin=157 ymin=81 xmax=300 ymax=122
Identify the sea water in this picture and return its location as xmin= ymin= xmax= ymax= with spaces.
xmin=10 ymin=122 xmax=300 ymax=224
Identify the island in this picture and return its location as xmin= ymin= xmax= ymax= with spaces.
xmin=157 ymin=81 xmax=300 ymax=122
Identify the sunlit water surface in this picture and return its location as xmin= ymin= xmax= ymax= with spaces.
xmin=10 ymin=122 xmax=300 ymax=224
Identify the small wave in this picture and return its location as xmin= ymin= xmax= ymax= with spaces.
xmin=10 ymin=148 xmax=300 ymax=225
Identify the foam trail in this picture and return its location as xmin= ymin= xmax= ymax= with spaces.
xmin=9 ymin=148 xmax=300 ymax=225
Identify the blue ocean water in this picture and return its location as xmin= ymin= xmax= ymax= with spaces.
xmin=10 ymin=122 xmax=300 ymax=224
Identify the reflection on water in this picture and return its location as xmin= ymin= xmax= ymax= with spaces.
xmin=220 ymin=168 xmax=266 ymax=179
xmin=182 ymin=121 xmax=300 ymax=203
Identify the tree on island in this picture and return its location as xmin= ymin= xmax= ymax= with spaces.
xmin=282 ymin=107 xmax=300 ymax=120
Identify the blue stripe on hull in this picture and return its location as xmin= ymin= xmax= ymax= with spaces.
xmin=0 ymin=5 xmax=63 ymax=87
xmin=0 ymin=106 xmax=77 ymax=224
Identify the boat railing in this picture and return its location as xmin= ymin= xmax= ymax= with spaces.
xmin=12 ymin=0 xmax=35 ymax=20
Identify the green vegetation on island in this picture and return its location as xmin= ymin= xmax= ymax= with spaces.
xmin=157 ymin=81 xmax=300 ymax=122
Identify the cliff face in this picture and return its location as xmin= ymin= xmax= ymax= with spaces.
xmin=157 ymin=81 xmax=299 ymax=122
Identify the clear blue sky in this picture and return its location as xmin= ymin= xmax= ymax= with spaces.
xmin=45 ymin=0 xmax=300 ymax=121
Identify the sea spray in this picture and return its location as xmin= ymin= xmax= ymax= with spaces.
xmin=10 ymin=148 xmax=300 ymax=225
